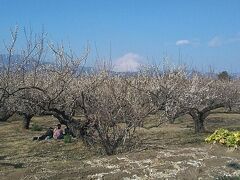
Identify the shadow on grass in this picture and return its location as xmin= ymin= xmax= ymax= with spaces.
xmin=227 ymin=162 xmax=240 ymax=170
xmin=0 ymin=155 xmax=7 ymax=160
xmin=214 ymin=163 xmax=240 ymax=180
xmin=0 ymin=162 xmax=24 ymax=168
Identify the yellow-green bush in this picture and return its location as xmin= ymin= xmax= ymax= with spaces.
xmin=205 ymin=128 xmax=240 ymax=148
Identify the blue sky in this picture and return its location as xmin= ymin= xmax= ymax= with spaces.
xmin=1 ymin=0 xmax=240 ymax=72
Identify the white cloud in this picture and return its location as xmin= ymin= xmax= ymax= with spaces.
xmin=114 ymin=53 xmax=142 ymax=72
xmin=228 ymin=32 xmax=240 ymax=43
xmin=176 ymin=40 xmax=191 ymax=46
xmin=208 ymin=36 xmax=222 ymax=47
xmin=208 ymin=33 xmax=240 ymax=48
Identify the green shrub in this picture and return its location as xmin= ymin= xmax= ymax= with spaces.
xmin=31 ymin=123 xmax=43 ymax=131
xmin=64 ymin=134 xmax=72 ymax=143
xmin=205 ymin=128 xmax=240 ymax=148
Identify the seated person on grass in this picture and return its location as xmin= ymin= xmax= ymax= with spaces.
xmin=33 ymin=127 xmax=53 ymax=141
xmin=53 ymin=124 xmax=64 ymax=139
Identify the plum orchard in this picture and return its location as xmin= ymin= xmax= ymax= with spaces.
xmin=140 ymin=67 xmax=240 ymax=133
xmin=1 ymin=27 xmax=240 ymax=155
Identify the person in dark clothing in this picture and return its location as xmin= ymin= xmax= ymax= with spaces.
xmin=33 ymin=127 xmax=54 ymax=141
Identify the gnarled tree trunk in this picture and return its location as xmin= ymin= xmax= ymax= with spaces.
xmin=0 ymin=112 xmax=14 ymax=122
xmin=22 ymin=113 xmax=34 ymax=129
xmin=193 ymin=114 xmax=205 ymax=133
xmin=189 ymin=110 xmax=206 ymax=133
xmin=189 ymin=103 xmax=225 ymax=133
xmin=46 ymin=109 xmax=92 ymax=140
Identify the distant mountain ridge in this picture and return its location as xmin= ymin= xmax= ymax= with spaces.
xmin=1 ymin=54 xmax=240 ymax=77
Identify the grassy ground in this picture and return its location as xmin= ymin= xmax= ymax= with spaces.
xmin=0 ymin=113 xmax=240 ymax=180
